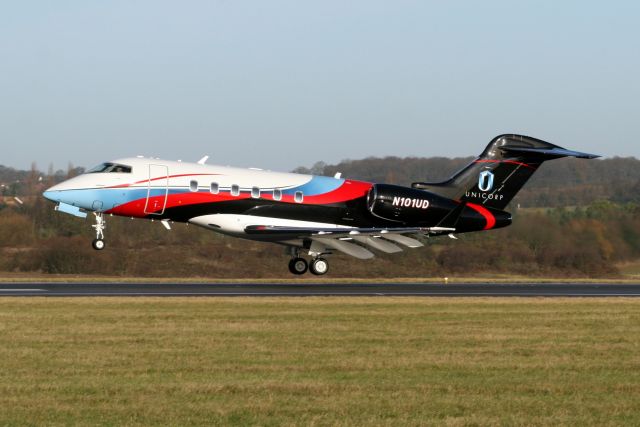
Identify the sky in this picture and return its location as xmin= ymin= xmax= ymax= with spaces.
xmin=1 ymin=1 xmax=639 ymax=172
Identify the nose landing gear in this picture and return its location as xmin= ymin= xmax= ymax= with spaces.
xmin=91 ymin=212 xmax=106 ymax=250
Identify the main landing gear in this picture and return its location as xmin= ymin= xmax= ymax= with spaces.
xmin=288 ymin=257 xmax=330 ymax=276
xmin=91 ymin=212 xmax=106 ymax=251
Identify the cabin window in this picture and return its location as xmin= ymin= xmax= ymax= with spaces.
xmin=190 ymin=180 xmax=198 ymax=192
xmin=87 ymin=162 xmax=132 ymax=174
xmin=210 ymin=182 xmax=219 ymax=194
xmin=251 ymin=186 xmax=260 ymax=198
xmin=294 ymin=191 xmax=304 ymax=203
xmin=273 ymin=188 xmax=282 ymax=201
xmin=231 ymin=184 xmax=240 ymax=196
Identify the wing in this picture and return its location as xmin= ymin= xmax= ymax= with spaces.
xmin=244 ymin=225 xmax=455 ymax=259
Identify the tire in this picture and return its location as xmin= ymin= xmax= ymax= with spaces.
xmin=92 ymin=239 xmax=106 ymax=250
xmin=288 ymin=257 xmax=308 ymax=275
xmin=310 ymin=258 xmax=329 ymax=275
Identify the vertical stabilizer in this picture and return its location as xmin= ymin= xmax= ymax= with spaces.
xmin=412 ymin=134 xmax=599 ymax=210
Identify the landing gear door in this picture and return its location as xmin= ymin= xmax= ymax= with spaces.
xmin=144 ymin=164 xmax=169 ymax=215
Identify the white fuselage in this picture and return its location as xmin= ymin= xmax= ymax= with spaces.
xmin=43 ymin=156 xmax=374 ymax=242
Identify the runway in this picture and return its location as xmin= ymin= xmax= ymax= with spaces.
xmin=1 ymin=282 xmax=640 ymax=296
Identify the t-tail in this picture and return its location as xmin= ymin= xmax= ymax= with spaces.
xmin=412 ymin=134 xmax=600 ymax=210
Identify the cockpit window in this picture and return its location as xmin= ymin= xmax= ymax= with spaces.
xmin=87 ymin=163 xmax=132 ymax=173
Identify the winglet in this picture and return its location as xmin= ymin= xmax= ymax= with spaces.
xmin=197 ymin=156 xmax=209 ymax=165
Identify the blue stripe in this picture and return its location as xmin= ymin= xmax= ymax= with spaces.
xmin=282 ymin=176 xmax=343 ymax=196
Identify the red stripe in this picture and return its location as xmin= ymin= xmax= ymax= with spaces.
xmin=474 ymin=159 xmax=537 ymax=170
xmin=105 ymin=179 xmax=374 ymax=217
xmin=302 ymin=180 xmax=372 ymax=204
xmin=466 ymin=203 xmax=496 ymax=230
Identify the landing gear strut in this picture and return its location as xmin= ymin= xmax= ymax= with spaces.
xmin=91 ymin=212 xmax=106 ymax=250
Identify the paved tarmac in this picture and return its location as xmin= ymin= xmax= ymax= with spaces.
xmin=1 ymin=282 xmax=640 ymax=296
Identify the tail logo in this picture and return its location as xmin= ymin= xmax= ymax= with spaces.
xmin=478 ymin=170 xmax=494 ymax=192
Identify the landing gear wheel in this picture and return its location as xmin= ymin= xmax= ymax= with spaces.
xmin=310 ymin=258 xmax=329 ymax=276
xmin=92 ymin=239 xmax=105 ymax=251
xmin=288 ymin=257 xmax=308 ymax=275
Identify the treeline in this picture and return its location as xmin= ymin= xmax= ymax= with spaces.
xmin=0 ymin=196 xmax=638 ymax=278
xmin=0 ymin=163 xmax=84 ymax=197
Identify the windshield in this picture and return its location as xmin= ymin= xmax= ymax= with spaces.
xmin=87 ymin=163 xmax=132 ymax=173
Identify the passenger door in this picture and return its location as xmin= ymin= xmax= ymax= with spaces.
xmin=144 ymin=164 xmax=169 ymax=215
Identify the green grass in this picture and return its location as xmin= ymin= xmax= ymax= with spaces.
xmin=619 ymin=260 xmax=640 ymax=278
xmin=1 ymin=298 xmax=640 ymax=426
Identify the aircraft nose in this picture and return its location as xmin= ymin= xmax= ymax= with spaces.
xmin=43 ymin=184 xmax=62 ymax=202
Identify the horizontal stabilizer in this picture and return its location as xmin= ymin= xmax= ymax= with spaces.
xmin=500 ymin=145 xmax=600 ymax=159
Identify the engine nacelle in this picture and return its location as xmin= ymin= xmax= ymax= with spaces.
xmin=366 ymin=184 xmax=511 ymax=231
xmin=367 ymin=184 xmax=457 ymax=224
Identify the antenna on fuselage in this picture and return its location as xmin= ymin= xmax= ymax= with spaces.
xmin=197 ymin=156 xmax=209 ymax=165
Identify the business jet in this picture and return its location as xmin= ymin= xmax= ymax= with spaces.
xmin=43 ymin=134 xmax=598 ymax=275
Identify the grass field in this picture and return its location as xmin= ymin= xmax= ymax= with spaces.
xmin=1 ymin=298 xmax=640 ymax=426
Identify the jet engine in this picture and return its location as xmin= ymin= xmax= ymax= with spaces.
xmin=366 ymin=184 xmax=511 ymax=231
xmin=367 ymin=184 xmax=456 ymax=224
